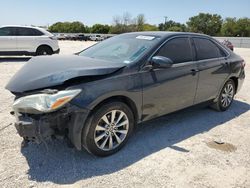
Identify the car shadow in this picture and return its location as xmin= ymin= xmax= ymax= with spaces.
xmin=0 ymin=57 xmax=31 ymax=63
xmin=21 ymin=100 xmax=250 ymax=184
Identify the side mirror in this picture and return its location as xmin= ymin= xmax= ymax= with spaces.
xmin=151 ymin=56 xmax=173 ymax=68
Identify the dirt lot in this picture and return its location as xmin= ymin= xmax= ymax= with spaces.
xmin=0 ymin=41 xmax=250 ymax=188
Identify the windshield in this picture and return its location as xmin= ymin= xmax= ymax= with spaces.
xmin=79 ymin=34 xmax=161 ymax=64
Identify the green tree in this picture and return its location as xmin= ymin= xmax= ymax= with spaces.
xmin=110 ymin=13 xmax=140 ymax=33
xmin=236 ymin=18 xmax=250 ymax=37
xmin=84 ymin=26 xmax=91 ymax=33
xmin=143 ymin=24 xmax=159 ymax=31
xmin=69 ymin=21 xmax=86 ymax=33
xmin=221 ymin=17 xmax=238 ymax=36
xmin=168 ymin=26 xmax=184 ymax=32
xmin=49 ymin=22 xmax=65 ymax=32
xmin=110 ymin=13 xmax=159 ymax=33
xmin=91 ymin=24 xmax=110 ymax=34
xmin=221 ymin=17 xmax=250 ymax=37
xmin=49 ymin=21 xmax=87 ymax=33
xmin=158 ymin=20 xmax=186 ymax=32
xmin=136 ymin=14 xmax=146 ymax=31
xmin=110 ymin=15 xmax=130 ymax=34
xmin=187 ymin=13 xmax=222 ymax=36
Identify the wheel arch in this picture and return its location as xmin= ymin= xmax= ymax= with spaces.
xmin=36 ymin=44 xmax=53 ymax=53
xmin=229 ymin=76 xmax=238 ymax=93
xmin=75 ymin=95 xmax=139 ymax=151
xmin=89 ymin=95 xmax=139 ymax=124
xmin=214 ymin=76 xmax=238 ymax=103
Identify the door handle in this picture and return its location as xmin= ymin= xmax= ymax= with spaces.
xmin=190 ymin=69 xmax=199 ymax=76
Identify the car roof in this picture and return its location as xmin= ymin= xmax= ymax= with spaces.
xmin=122 ymin=31 xmax=210 ymax=38
xmin=0 ymin=25 xmax=53 ymax=36
xmin=1 ymin=25 xmax=43 ymax=29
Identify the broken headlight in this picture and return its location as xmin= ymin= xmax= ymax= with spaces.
xmin=13 ymin=89 xmax=81 ymax=114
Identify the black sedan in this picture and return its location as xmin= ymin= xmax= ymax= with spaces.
xmin=6 ymin=32 xmax=245 ymax=156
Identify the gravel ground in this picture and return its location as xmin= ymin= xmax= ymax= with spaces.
xmin=0 ymin=41 xmax=250 ymax=188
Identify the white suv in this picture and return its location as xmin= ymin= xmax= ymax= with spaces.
xmin=0 ymin=25 xmax=60 ymax=56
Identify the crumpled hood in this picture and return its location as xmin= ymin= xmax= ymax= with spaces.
xmin=6 ymin=55 xmax=125 ymax=93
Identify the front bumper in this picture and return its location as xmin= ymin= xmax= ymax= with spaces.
xmin=13 ymin=104 xmax=89 ymax=150
xmin=53 ymin=48 xmax=60 ymax=54
xmin=15 ymin=115 xmax=54 ymax=143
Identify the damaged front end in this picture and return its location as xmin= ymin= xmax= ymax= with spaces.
xmin=5 ymin=55 xmax=125 ymax=150
xmin=11 ymin=89 xmax=89 ymax=149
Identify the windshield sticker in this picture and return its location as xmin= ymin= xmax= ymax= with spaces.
xmin=136 ymin=35 xmax=155 ymax=40
xmin=123 ymin=60 xmax=131 ymax=64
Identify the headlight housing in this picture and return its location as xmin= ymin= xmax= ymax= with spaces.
xmin=13 ymin=89 xmax=81 ymax=114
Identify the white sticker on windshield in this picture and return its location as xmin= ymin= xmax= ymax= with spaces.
xmin=136 ymin=35 xmax=155 ymax=40
xmin=123 ymin=60 xmax=131 ymax=64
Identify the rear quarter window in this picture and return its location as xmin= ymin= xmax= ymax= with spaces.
xmin=193 ymin=38 xmax=226 ymax=60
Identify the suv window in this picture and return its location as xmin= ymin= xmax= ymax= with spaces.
xmin=156 ymin=37 xmax=193 ymax=64
xmin=16 ymin=28 xmax=44 ymax=36
xmin=193 ymin=38 xmax=226 ymax=60
xmin=0 ymin=27 xmax=16 ymax=36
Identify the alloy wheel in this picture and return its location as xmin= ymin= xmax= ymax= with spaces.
xmin=94 ymin=110 xmax=129 ymax=151
xmin=221 ymin=83 xmax=234 ymax=108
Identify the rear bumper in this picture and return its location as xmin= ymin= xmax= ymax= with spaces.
xmin=14 ymin=104 xmax=89 ymax=150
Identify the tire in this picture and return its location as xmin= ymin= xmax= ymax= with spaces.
xmin=211 ymin=79 xmax=236 ymax=111
xmin=36 ymin=46 xmax=53 ymax=56
xmin=82 ymin=101 xmax=135 ymax=157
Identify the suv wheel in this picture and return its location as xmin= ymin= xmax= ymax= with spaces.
xmin=36 ymin=46 xmax=53 ymax=56
xmin=82 ymin=102 xmax=135 ymax=157
xmin=211 ymin=79 xmax=235 ymax=111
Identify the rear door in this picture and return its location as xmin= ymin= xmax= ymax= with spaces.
xmin=141 ymin=36 xmax=199 ymax=121
xmin=192 ymin=37 xmax=229 ymax=104
xmin=0 ymin=27 xmax=17 ymax=52
xmin=16 ymin=27 xmax=43 ymax=52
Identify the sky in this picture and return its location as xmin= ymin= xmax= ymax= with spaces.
xmin=0 ymin=0 xmax=250 ymax=27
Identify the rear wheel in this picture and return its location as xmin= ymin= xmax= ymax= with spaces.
xmin=36 ymin=46 xmax=53 ymax=56
xmin=211 ymin=79 xmax=235 ymax=111
xmin=82 ymin=101 xmax=135 ymax=157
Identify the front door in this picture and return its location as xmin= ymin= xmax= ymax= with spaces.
xmin=0 ymin=27 xmax=17 ymax=52
xmin=141 ymin=37 xmax=198 ymax=121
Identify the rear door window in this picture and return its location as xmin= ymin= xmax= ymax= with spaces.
xmin=193 ymin=38 xmax=226 ymax=60
xmin=156 ymin=37 xmax=193 ymax=64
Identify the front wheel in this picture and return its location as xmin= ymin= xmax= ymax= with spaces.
xmin=82 ymin=102 xmax=135 ymax=157
xmin=211 ymin=79 xmax=235 ymax=111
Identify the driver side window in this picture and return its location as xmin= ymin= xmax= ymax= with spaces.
xmin=156 ymin=37 xmax=193 ymax=64
xmin=0 ymin=27 xmax=16 ymax=36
